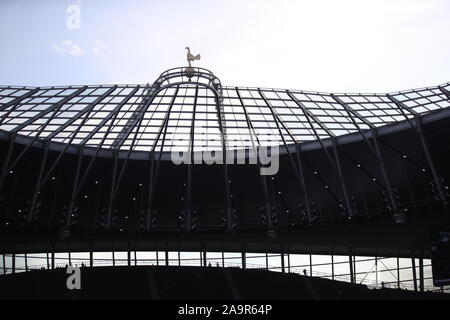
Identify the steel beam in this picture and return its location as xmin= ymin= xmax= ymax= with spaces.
xmin=259 ymin=90 xmax=315 ymax=222
xmin=46 ymin=86 xmax=117 ymax=140
xmin=236 ymin=88 xmax=273 ymax=231
xmin=64 ymin=147 xmax=84 ymax=228
xmin=214 ymin=87 xmax=233 ymax=231
xmin=111 ymin=85 xmax=156 ymax=150
xmin=387 ymin=95 xmax=446 ymax=203
xmin=80 ymin=86 xmax=140 ymax=145
xmin=11 ymin=87 xmax=87 ymax=133
xmin=147 ymin=86 xmax=180 ymax=213
xmin=289 ymin=91 xmax=352 ymax=216
xmin=0 ymin=87 xmax=40 ymax=112
xmin=332 ymin=94 xmax=398 ymax=214
xmin=185 ymin=86 xmax=199 ymax=230
xmin=26 ymin=142 xmax=49 ymax=223
xmin=0 ymin=133 xmax=16 ymax=193
xmin=438 ymin=85 xmax=450 ymax=100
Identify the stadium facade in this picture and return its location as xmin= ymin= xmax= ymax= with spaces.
xmin=0 ymin=67 xmax=450 ymax=295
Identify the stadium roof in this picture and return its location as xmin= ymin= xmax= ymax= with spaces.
xmin=0 ymin=67 xmax=449 ymax=155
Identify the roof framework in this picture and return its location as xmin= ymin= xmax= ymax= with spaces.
xmin=0 ymin=68 xmax=449 ymax=155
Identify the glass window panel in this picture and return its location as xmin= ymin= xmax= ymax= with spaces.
xmin=136 ymin=251 xmax=157 ymax=266
xmin=267 ymin=254 xmax=282 ymax=272
xmin=246 ymin=253 xmax=267 ymax=269
xmin=223 ymin=252 xmax=242 ymax=268
xmin=71 ymin=252 xmax=90 ymax=267
xmin=311 ymin=255 xmax=332 ymax=277
xmin=92 ymin=252 xmax=113 ymax=267
xmin=54 ymin=253 xmax=70 ymax=268
xmin=114 ymin=252 xmax=128 ymax=266
xmin=180 ymin=252 xmax=201 ymax=267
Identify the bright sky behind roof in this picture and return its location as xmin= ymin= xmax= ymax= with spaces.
xmin=0 ymin=0 xmax=449 ymax=92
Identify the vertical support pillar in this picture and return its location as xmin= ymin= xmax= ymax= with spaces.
xmin=387 ymin=96 xmax=446 ymax=203
xmin=165 ymin=250 xmax=169 ymax=266
xmin=349 ymin=254 xmax=354 ymax=284
xmin=397 ymin=257 xmax=401 ymax=289
xmin=419 ymin=257 xmax=424 ymax=292
xmin=25 ymin=253 xmax=28 ymax=272
xmin=203 ymin=250 xmax=207 ymax=267
xmin=265 ymin=252 xmax=268 ymax=270
xmin=331 ymin=139 xmax=354 ymax=218
xmin=241 ymin=243 xmax=245 ymax=269
xmin=417 ymin=119 xmax=445 ymax=203
xmin=375 ymin=256 xmax=378 ymax=287
xmin=112 ymin=251 xmax=115 ymax=266
xmin=412 ymin=257 xmax=418 ymax=292
xmin=12 ymin=253 xmax=15 ymax=274
xmin=156 ymin=251 xmax=159 ymax=266
xmin=46 ymin=252 xmax=50 ymax=269
xmin=288 ymin=253 xmax=291 ymax=273
xmin=2 ymin=254 xmax=6 ymax=274
xmin=127 ymin=241 xmax=131 ymax=267
xmin=309 ymin=253 xmax=313 ymax=277
xmin=281 ymin=252 xmax=285 ymax=273
xmin=51 ymin=251 xmax=55 ymax=270
xmin=178 ymin=251 xmax=181 ymax=266
xmin=331 ymin=254 xmax=335 ymax=280
xmin=222 ymin=251 xmax=225 ymax=268
xmin=0 ymin=133 xmax=16 ymax=193
xmin=68 ymin=251 xmax=72 ymax=266
xmin=27 ymin=142 xmax=49 ymax=223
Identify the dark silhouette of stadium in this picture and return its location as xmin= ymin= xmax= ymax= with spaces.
xmin=0 ymin=67 xmax=449 ymax=299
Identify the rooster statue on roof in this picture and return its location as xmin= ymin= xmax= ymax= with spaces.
xmin=185 ymin=47 xmax=201 ymax=67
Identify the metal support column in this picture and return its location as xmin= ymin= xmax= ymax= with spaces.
xmin=419 ymin=258 xmax=424 ymax=292
xmin=265 ymin=252 xmax=268 ymax=270
xmin=127 ymin=242 xmax=131 ymax=266
xmin=26 ymin=142 xmax=49 ymax=223
xmin=289 ymin=91 xmax=353 ymax=217
xmin=332 ymin=95 xmax=398 ymax=215
xmin=2 ymin=254 xmax=6 ymax=274
xmin=0 ymin=133 xmax=16 ymax=193
xmin=236 ymin=88 xmax=275 ymax=231
xmin=412 ymin=258 xmax=418 ymax=292
xmin=203 ymin=251 xmax=207 ymax=267
xmin=388 ymin=95 xmax=446 ymax=203
xmin=331 ymin=254 xmax=335 ymax=280
xmin=349 ymin=254 xmax=354 ymax=284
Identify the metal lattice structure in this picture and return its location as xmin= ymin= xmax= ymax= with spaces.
xmin=1 ymin=67 xmax=449 ymax=156
xmin=1 ymin=67 xmax=450 ymax=266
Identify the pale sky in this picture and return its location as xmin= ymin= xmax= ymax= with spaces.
xmin=0 ymin=0 xmax=449 ymax=92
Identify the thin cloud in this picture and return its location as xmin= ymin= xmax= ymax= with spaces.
xmin=92 ymin=40 xmax=108 ymax=57
xmin=53 ymin=40 xmax=87 ymax=57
